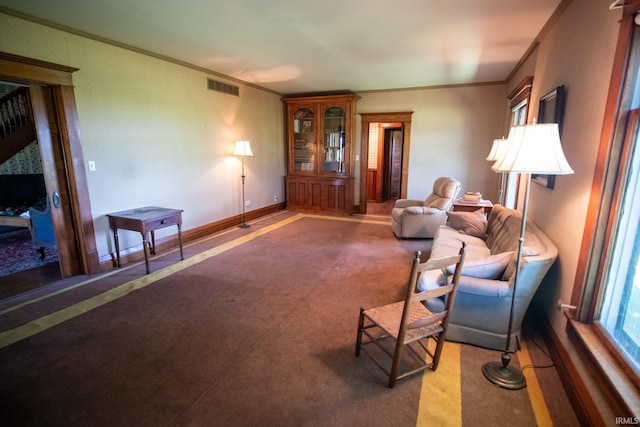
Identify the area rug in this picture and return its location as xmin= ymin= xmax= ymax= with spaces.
xmin=0 ymin=212 xmax=577 ymax=426
xmin=0 ymin=229 xmax=58 ymax=277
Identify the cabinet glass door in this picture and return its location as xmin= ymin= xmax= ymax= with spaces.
xmin=293 ymin=108 xmax=315 ymax=172
xmin=323 ymin=106 xmax=346 ymax=173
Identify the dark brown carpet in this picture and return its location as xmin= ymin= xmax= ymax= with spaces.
xmin=0 ymin=211 xmax=577 ymax=426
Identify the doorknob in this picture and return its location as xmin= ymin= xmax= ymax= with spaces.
xmin=52 ymin=191 xmax=61 ymax=208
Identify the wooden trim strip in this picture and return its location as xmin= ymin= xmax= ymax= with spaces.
xmin=360 ymin=112 xmax=413 ymax=123
xmin=567 ymin=320 xmax=640 ymax=418
xmin=0 ymin=52 xmax=77 ymax=86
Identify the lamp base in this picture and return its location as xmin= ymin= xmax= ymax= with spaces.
xmin=482 ymin=352 xmax=526 ymax=390
xmin=238 ymin=223 xmax=250 ymax=229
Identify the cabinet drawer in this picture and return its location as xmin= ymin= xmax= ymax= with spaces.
xmin=145 ymin=214 xmax=181 ymax=231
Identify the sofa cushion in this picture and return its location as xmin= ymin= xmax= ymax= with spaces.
xmin=445 ymin=251 xmax=514 ymax=279
xmin=430 ymin=226 xmax=490 ymax=261
xmin=486 ymin=207 xmax=545 ymax=257
xmin=417 ymin=269 xmax=447 ymax=312
xmin=446 ymin=208 xmax=487 ymax=239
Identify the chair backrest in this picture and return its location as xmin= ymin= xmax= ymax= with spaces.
xmin=29 ymin=197 xmax=56 ymax=248
xmin=398 ymin=243 xmax=466 ymax=341
xmin=423 ymin=177 xmax=462 ymax=211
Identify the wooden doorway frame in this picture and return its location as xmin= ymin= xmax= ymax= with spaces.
xmin=358 ymin=112 xmax=413 ymax=214
xmin=0 ymin=52 xmax=99 ymax=276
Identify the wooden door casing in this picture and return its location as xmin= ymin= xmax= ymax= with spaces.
xmin=30 ymin=85 xmax=81 ymax=276
xmin=1 ymin=52 xmax=99 ymax=276
xmin=359 ymin=112 xmax=413 ymax=214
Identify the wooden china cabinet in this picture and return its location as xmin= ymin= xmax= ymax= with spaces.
xmin=282 ymin=93 xmax=359 ymax=215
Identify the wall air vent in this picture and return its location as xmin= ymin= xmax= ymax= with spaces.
xmin=207 ymin=79 xmax=239 ymax=96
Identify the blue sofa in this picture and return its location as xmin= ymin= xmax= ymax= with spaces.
xmin=418 ymin=204 xmax=558 ymax=351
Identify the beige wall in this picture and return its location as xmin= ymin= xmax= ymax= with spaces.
xmin=356 ymin=84 xmax=508 ymax=201
xmin=0 ymin=10 xmax=511 ymax=259
xmin=509 ymin=0 xmax=620 ymax=338
xmin=0 ymin=13 xmax=286 ymax=258
xmin=506 ymin=1 xmax=622 ymax=413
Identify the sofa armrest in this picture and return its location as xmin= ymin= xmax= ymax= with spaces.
xmin=394 ymin=199 xmax=424 ymax=208
xmin=457 ymin=276 xmax=511 ymax=297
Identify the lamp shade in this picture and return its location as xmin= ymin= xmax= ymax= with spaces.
xmin=233 ymin=140 xmax=253 ymax=157
xmin=492 ymin=123 xmax=573 ymax=175
xmin=486 ymin=138 xmax=509 ymax=162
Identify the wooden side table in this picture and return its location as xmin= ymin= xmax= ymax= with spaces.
xmin=107 ymin=206 xmax=184 ymax=274
xmin=452 ymin=199 xmax=494 ymax=217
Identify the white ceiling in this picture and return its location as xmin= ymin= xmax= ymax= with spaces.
xmin=0 ymin=0 xmax=562 ymax=94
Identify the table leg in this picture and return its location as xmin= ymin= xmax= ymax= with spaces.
xmin=113 ymin=229 xmax=121 ymax=267
xmin=177 ymin=224 xmax=184 ymax=260
xmin=141 ymin=232 xmax=150 ymax=274
xmin=150 ymin=230 xmax=156 ymax=255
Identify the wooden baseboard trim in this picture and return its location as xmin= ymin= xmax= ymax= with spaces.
xmin=533 ymin=311 xmax=604 ymax=426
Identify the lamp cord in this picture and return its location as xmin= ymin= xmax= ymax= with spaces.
xmin=520 ymin=322 xmax=555 ymax=372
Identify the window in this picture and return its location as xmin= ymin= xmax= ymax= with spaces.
xmin=570 ymin=7 xmax=640 ymax=415
xmin=597 ymin=109 xmax=640 ymax=373
xmin=504 ymin=77 xmax=533 ymax=209
xmin=511 ymin=99 xmax=528 ymax=126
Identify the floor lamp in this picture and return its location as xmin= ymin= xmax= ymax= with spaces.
xmin=486 ymin=137 xmax=509 ymax=205
xmin=484 ymin=122 xmax=573 ymax=390
xmin=234 ymin=139 xmax=253 ymax=228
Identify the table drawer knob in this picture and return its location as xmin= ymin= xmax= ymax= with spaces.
xmin=160 ymin=219 xmax=167 ymax=224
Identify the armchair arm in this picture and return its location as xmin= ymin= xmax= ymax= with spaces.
xmin=404 ymin=206 xmax=444 ymax=215
xmin=394 ymin=199 xmax=424 ymax=208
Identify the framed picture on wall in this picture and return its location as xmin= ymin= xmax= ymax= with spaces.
xmin=532 ymin=85 xmax=565 ymax=189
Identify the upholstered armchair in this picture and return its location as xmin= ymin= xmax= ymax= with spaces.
xmin=391 ymin=177 xmax=461 ymax=239
xmin=29 ymin=197 xmax=56 ymax=260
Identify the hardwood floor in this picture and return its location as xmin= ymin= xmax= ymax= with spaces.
xmin=366 ymin=198 xmax=396 ymax=216
xmin=0 ymin=262 xmax=61 ymax=300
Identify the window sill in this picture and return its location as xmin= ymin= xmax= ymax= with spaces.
xmin=567 ymin=318 xmax=640 ymax=417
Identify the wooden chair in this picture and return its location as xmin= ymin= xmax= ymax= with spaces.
xmin=355 ymin=242 xmax=466 ymax=387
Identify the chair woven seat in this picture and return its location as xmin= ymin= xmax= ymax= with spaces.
xmin=364 ymin=301 xmax=443 ymax=344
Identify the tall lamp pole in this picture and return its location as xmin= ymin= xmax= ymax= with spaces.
xmin=484 ymin=122 xmax=573 ymax=390
xmin=234 ymin=139 xmax=253 ymax=228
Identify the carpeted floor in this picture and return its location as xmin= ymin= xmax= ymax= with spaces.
xmin=0 ymin=228 xmax=58 ymax=277
xmin=0 ymin=211 xmax=578 ymax=426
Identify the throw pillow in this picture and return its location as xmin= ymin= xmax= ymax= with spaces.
xmin=417 ymin=270 xmax=447 ymax=313
xmin=446 ymin=251 xmax=514 ymax=279
xmin=447 ymin=208 xmax=487 ymax=239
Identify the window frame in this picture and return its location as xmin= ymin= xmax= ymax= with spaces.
xmin=594 ymin=108 xmax=640 ymax=376
xmin=569 ymin=3 xmax=640 ymax=417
